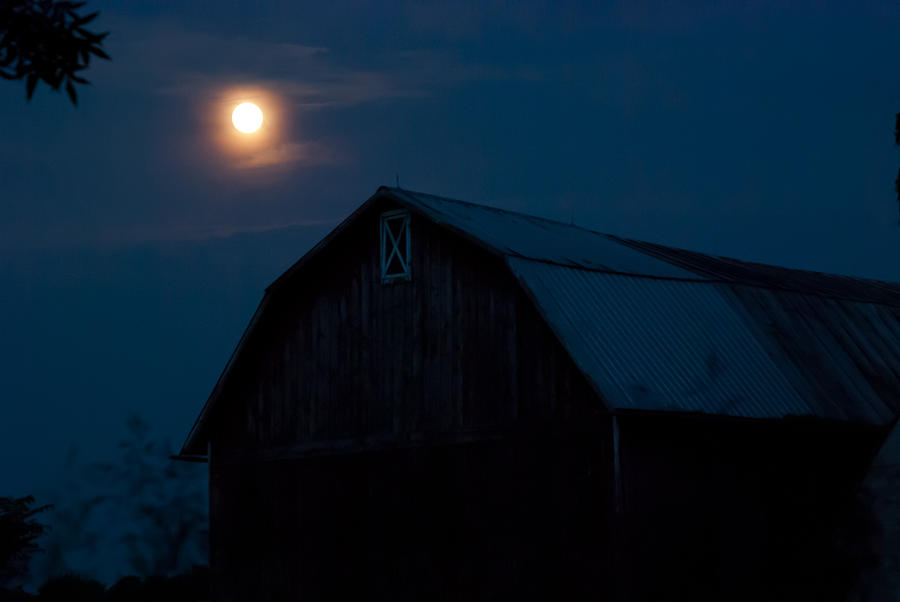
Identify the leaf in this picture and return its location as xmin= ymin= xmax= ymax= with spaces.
xmin=88 ymin=45 xmax=110 ymax=60
xmin=25 ymin=72 xmax=37 ymax=99
xmin=65 ymin=79 xmax=77 ymax=105
xmin=73 ymin=10 xmax=97 ymax=26
xmin=49 ymin=69 xmax=63 ymax=89
xmin=79 ymin=30 xmax=109 ymax=44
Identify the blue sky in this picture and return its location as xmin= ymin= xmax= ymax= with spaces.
xmin=1 ymin=0 xmax=899 ymax=506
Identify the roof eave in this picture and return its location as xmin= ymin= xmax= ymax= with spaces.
xmin=505 ymin=256 xmax=615 ymax=415
xmin=180 ymin=188 xmax=394 ymax=456
xmin=180 ymin=292 xmax=271 ymax=456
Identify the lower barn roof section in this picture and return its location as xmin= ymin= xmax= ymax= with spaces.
xmin=509 ymin=257 xmax=898 ymax=425
xmin=730 ymin=285 xmax=900 ymax=423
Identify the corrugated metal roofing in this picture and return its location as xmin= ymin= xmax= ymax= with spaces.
xmin=389 ymin=189 xmax=699 ymax=279
xmin=509 ymin=258 xmax=900 ymax=425
xmin=510 ymin=259 xmax=820 ymax=420
xmin=387 ymin=189 xmax=900 ymax=425
xmin=729 ymin=285 xmax=900 ymax=423
xmin=392 ymin=188 xmax=900 ymax=306
xmin=614 ymin=236 xmax=900 ymax=307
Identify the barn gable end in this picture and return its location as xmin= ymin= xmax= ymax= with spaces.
xmin=197 ymin=193 xmax=613 ymax=601
xmin=203 ymin=195 xmax=602 ymax=463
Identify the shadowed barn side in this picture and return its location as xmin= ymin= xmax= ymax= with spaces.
xmin=177 ymin=187 xmax=899 ymax=602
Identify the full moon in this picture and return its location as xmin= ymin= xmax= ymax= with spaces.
xmin=232 ymin=102 xmax=263 ymax=133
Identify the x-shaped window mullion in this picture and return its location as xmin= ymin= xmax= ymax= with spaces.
xmin=384 ymin=218 xmax=408 ymax=274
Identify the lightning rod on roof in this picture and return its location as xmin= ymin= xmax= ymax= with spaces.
xmin=395 ymin=173 xmax=400 ymax=188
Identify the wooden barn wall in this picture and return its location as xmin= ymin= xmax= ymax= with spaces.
xmin=616 ymin=414 xmax=882 ymax=602
xmin=209 ymin=198 xmax=602 ymax=455
xmin=210 ymin=431 xmax=613 ymax=602
xmin=207 ymin=199 xmax=610 ymax=601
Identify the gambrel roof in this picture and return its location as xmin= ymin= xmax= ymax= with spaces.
xmin=181 ymin=187 xmax=900 ymax=456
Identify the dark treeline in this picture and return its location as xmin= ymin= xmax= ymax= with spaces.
xmin=0 ymin=493 xmax=206 ymax=601
xmin=33 ymin=414 xmax=208 ymax=582
xmin=0 ymin=565 xmax=208 ymax=602
xmin=1 ymin=414 xmax=208 ymax=599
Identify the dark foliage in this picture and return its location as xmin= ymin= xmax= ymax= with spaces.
xmin=0 ymin=497 xmax=50 ymax=590
xmin=896 ymin=113 xmax=900 ymax=147
xmin=94 ymin=415 xmax=208 ymax=577
xmin=0 ymin=589 xmax=34 ymax=601
xmin=161 ymin=565 xmax=209 ymax=602
xmin=33 ymin=566 xmax=209 ymax=602
xmin=38 ymin=574 xmax=104 ymax=602
xmin=100 ymin=576 xmax=141 ymax=602
xmin=35 ymin=414 xmax=208 ymax=584
xmin=0 ymin=0 xmax=110 ymax=105
xmin=106 ymin=566 xmax=210 ymax=602
xmin=895 ymin=113 xmax=899 ymax=210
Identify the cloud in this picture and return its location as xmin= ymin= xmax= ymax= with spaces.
xmin=156 ymin=69 xmax=428 ymax=111
xmin=232 ymin=141 xmax=340 ymax=169
xmin=86 ymin=16 xmax=497 ymax=172
xmin=97 ymin=17 xmax=464 ymax=109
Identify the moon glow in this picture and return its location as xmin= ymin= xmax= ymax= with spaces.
xmin=232 ymin=102 xmax=263 ymax=133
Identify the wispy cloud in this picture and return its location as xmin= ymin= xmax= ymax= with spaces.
xmin=156 ymin=69 xmax=428 ymax=111
xmin=89 ymin=17 xmax=491 ymax=170
xmin=99 ymin=18 xmax=461 ymax=109
xmin=232 ymin=141 xmax=340 ymax=169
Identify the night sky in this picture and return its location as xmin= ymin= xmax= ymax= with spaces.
xmin=1 ymin=0 xmax=899 ymax=540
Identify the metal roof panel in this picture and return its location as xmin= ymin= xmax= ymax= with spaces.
xmin=510 ymin=258 xmax=896 ymax=424
xmin=389 ymin=189 xmax=700 ymax=279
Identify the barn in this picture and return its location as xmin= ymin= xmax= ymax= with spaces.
xmin=178 ymin=186 xmax=900 ymax=602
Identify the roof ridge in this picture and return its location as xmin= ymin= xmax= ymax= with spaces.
xmin=616 ymin=236 xmax=900 ymax=288
xmin=388 ymin=187 xmax=900 ymax=291
xmin=384 ymin=186 xmax=620 ymax=239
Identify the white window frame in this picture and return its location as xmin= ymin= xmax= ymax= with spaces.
xmin=380 ymin=210 xmax=411 ymax=282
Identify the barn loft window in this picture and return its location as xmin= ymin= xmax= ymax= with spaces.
xmin=380 ymin=210 xmax=411 ymax=282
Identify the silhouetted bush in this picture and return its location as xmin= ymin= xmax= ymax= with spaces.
xmin=162 ymin=565 xmax=209 ymax=602
xmin=895 ymin=113 xmax=900 ymax=212
xmin=34 ymin=565 xmax=208 ymax=602
xmin=38 ymin=574 xmax=104 ymax=602
xmin=0 ymin=496 xmax=50 ymax=590
xmin=103 ymin=575 xmax=142 ymax=602
xmin=105 ymin=566 xmax=209 ymax=602
xmin=34 ymin=414 xmax=207 ymax=585
xmin=0 ymin=588 xmax=35 ymax=602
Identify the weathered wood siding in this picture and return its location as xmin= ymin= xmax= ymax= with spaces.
xmin=210 ymin=198 xmax=601 ymax=456
xmin=207 ymin=199 xmax=610 ymax=601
